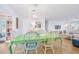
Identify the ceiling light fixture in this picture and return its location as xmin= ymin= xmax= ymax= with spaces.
xmin=32 ymin=4 xmax=39 ymax=20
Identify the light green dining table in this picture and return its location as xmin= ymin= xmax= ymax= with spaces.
xmin=8 ymin=33 xmax=62 ymax=54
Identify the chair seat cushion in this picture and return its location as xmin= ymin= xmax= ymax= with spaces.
xmin=26 ymin=42 xmax=37 ymax=50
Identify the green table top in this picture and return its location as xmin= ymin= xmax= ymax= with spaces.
xmin=8 ymin=33 xmax=62 ymax=54
xmin=10 ymin=33 xmax=61 ymax=44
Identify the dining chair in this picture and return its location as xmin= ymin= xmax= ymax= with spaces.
xmin=9 ymin=31 xmax=25 ymax=54
xmin=40 ymin=33 xmax=55 ymax=54
xmin=42 ymin=39 xmax=55 ymax=54
xmin=24 ymin=31 xmax=39 ymax=54
xmin=24 ymin=40 xmax=38 ymax=54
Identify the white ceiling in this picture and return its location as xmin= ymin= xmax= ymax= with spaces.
xmin=7 ymin=4 xmax=79 ymax=21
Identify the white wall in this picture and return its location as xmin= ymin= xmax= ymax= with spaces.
xmin=21 ymin=18 xmax=32 ymax=34
xmin=21 ymin=18 xmax=45 ymax=34
xmin=48 ymin=19 xmax=79 ymax=31
xmin=21 ymin=18 xmax=79 ymax=34
xmin=48 ymin=20 xmax=64 ymax=31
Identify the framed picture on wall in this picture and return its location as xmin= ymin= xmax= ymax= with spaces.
xmin=35 ymin=21 xmax=41 ymax=28
xmin=55 ymin=25 xmax=61 ymax=29
xmin=16 ymin=17 xmax=19 ymax=29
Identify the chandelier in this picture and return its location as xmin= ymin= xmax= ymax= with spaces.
xmin=32 ymin=4 xmax=39 ymax=20
xmin=31 ymin=4 xmax=41 ymax=30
